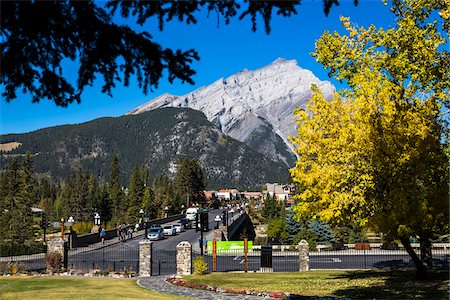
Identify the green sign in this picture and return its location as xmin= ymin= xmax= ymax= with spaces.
xmin=207 ymin=241 xmax=253 ymax=254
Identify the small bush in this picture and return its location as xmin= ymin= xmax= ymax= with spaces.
xmin=1 ymin=262 xmax=28 ymax=275
xmin=73 ymin=221 xmax=94 ymax=236
xmin=45 ymin=251 xmax=63 ymax=273
xmin=193 ymin=256 xmax=208 ymax=275
xmin=254 ymin=236 xmax=268 ymax=245
xmin=381 ymin=242 xmax=399 ymax=250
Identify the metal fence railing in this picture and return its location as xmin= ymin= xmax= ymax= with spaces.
xmin=67 ymin=240 xmax=139 ymax=273
xmin=0 ymin=253 xmax=46 ymax=273
xmin=310 ymin=248 xmax=449 ymax=270
xmin=152 ymin=250 xmax=177 ymax=276
xmin=196 ymin=247 xmax=449 ymax=273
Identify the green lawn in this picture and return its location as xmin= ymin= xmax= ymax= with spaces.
xmin=184 ymin=269 xmax=449 ymax=299
xmin=0 ymin=276 xmax=189 ymax=300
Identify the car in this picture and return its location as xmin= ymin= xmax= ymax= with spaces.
xmin=185 ymin=207 xmax=199 ymax=221
xmin=162 ymin=224 xmax=176 ymax=236
xmin=147 ymin=228 xmax=164 ymax=240
xmin=174 ymin=224 xmax=184 ymax=233
xmin=179 ymin=218 xmax=190 ymax=229
xmin=149 ymin=224 xmax=162 ymax=231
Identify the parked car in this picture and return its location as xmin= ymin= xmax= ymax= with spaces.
xmin=179 ymin=218 xmax=190 ymax=229
xmin=162 ymin=224 xmax=176 ymax=236
xmin=147 ymin=228 xmax=164 ymax=240
xmin=174 ymin=224 xmax=184 ymax=233
xmin=149 ymin=224 xmax=162 ymax=231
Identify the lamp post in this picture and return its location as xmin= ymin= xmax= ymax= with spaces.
xmin=60 ymin=218 xmax=65 ymax=238
xmin=143 ymin=214 xmax=149 ymax=239
xmin=139 ymin=209 xmax=144 ymax=231
xmin=67 ymin=216 xmax=75 ymax=249
xmin=94 ymin=212 xmax=101 ymax=226
xmin=164 ymin=206 xmax=169 ymax=218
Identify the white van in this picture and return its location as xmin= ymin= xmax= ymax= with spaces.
xmin=185 ymin=207 xmax=198 ymax=221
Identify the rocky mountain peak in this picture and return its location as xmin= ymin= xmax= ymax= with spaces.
xmin=128 ymin=59 xmax=334 ymax=166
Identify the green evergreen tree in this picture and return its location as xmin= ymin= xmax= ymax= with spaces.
xmin=262 ymin=193 xmax=280 ymax=220
xmin=126 ymin=166 xmax=146 ymax=222
xmin=0 ymin=156 xmax=35 ymax=245
xmin=308 ymin=220 xmax=335 ymax=244
xmin=108 ymin=155 xmax=125 ymax=224
xmin=153 ymin=175 xmax=173 ymax=218
xmin=286 ymin=209 xmax=302 ymax=243
xmin=96 ymin=182 xmax=112 ymax=227
xmin=73 ymin=168 xmax=90 ymax=221
xmin=141 ymin=187 xmax=155 ymax=220
xmin=173 ymin=157 xmax=205 ymax=208
xmin=86 ymin=175 xmax=98 ymax=220
xmin=60 ymin=173 xmax=74 ymax=220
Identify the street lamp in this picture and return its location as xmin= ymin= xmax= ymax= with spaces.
xmin=94 ymin=212 xmax=101 ymax=226
xmin=164 ymin=206 xmax=169 ymax=218
xmin=140 ymin=209 xmax=149 ymax=238
xmin=139 ymin=209 xmax=144 ymax=231
xmin=67 ymin=216 xmax=75 ymax=249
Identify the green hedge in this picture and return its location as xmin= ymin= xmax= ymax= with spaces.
xmin=0 ymin=243 xmax=47 ymax=257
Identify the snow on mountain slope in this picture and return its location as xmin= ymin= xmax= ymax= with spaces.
xmin=128 ymin=58 xmax=335 ymax=166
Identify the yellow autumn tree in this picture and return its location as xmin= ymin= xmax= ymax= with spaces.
xmin=290 ymin=0 xmax=449 ymax=279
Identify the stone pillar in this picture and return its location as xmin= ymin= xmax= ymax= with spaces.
xmin=46 ymin=238 xmax=66 ymax=273
xmin=176 ymin=241 xmax=192 ymax=275
xmin=298 ymin=240 xmax=310 ymax=272
xmin=139 ymin=239 xmax=152 ymax=277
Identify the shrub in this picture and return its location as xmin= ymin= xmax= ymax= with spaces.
xmin=254 ymin=236 xmax=268 ymax=245
xmin=0 ymin=262 xmax=28 ymax=275
xmin=73 ymin=221 xmax=95 ymax=235
xmin=193 ymin=255 xmax=208 ymax=275
xmin=45 ymin=251 xmax=63 ymax=273
xmin=0 ymin=243 xmax=47 ymax=256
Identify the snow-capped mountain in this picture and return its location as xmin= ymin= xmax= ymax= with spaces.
xmin=128 ymin=58 xmax=335 ymax=166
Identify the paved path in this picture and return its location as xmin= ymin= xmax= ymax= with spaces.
xmin=138 ymin=276 xmax=265 ymax=299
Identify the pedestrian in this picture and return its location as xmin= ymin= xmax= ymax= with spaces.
xmin=134 ymin=223 xmax=139 ymax=232
xmin=116 ymin=224 xmax=121 ymax=241
xmin=100 ymin=227 xmax=105 ymax=243
xmin=120 ymin=223 xmax=126 ymax=241
xmin=204 ymin=239 xmax=208 ymax=253
xmin=128 ymin=227 xmax=133 ymax=239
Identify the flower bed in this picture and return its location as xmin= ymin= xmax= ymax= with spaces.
xmin=165 ymin=277 xmax=348 ymax=299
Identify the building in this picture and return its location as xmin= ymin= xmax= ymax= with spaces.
xmin=264 ymin=183 xmax=295 ymax=202
xmin=217 ymin=189 xmax=240 ymax=200
xmin=242 ymin=191 xmax=262 ymax=200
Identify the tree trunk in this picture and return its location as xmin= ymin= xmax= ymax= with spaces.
xmin=419 ymin=234 xmax=433 ymax=269
xmin=400 ymin=237 xmax=427 ymax=279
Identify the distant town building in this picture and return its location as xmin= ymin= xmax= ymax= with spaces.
xmin=204 ymin=191 xmax=217 ymax=200
xmin=264 ymin=183 xmax=295 ymax=202
xmin=242 ymin=191 xmax=262 ymax=200
xmin=217 ymin=189 xmax=240 ymax=200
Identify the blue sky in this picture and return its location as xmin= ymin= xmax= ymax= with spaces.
xmin=0 ymin=0 xmax=396 ymax=135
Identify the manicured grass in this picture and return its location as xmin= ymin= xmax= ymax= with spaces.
xmin=184 ymin=269 xmax=449 ymax=299
xmin=0 ymin=276 xmax=189 ymax=300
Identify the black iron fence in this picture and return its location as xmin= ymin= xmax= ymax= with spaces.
xmin=195 ymin=247 xmax=449 ymax=273
xmin=310 ymin=248 xmax=449 ymax=270
xmin=0 ymin=253 xmax=47 ymax=274
xmin=67 ymin=240 xmax=139 ymax=273
xmin=152 ymin=250 xmax=177 ymax=275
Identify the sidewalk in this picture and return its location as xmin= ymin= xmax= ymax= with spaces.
xmin=138 ymin=275 xmax=264 ymax=299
